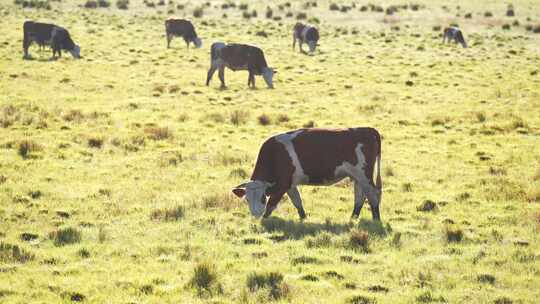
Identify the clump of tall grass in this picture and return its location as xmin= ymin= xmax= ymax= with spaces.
xmin=0 ymin=242 xmax=35 ymax=263
xmin=246 ymin=271 xmax=290 ymax=300
xmin=187 ymin=262 xmax=222 ymax=296
xmin=151 ymin=206 xmax=185 ymax=221
xmin=49 ymin=227 xmax=82 ymax=246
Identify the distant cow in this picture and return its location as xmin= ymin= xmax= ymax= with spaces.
xmin=232 ymin=128 xmax=382 ymax=220
xmin=293 ymin=22 xmax=319 ymax=54
xmin=165 ymin=18 xmax=202 ymax=49
xmin=442 ymin=26 xmax=467 ymax=48
xmin=206 ymin=42 xmax=277 ymax=89
xmin=23 ymin=21 xmax=81 ymax=59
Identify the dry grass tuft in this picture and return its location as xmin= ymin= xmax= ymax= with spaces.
xmin=144 ymin=126 xmax=173 ymax=140
xmin=246 ymin=271 xmax=289 ymax=300
xmin=230 ymin=110 xmax=250 ymax=126
xmin=88 ymin=136 xmax=104 ymax=148
xmin=348 ymin=294 xmax=376 ymax=304
xmin=151 ymin=205 xmax=184 ymax=222
xmin=201 ymin=193 xmax=238 ymax=210
xmin=257 ymin=113 xmax=271 ymax=125
xmin=62 ymin=109 xmax=84 ymax=122
xmin=188 ymin=262 xmax=222 ymax=296
xmin=49 ymin=227 xmax=82 ymax=246
xmin=349 ymin=229 xmax=369 ymax=253
xmin=444 ymin=225 xmax=463 ymax=243
xmin=18 ymin=140 xmax=43 ymax=159
xmin=0 ymin=242 xmax=35 ymax=263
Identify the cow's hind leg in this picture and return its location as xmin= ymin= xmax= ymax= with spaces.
xmin=364 ymin=185 xmax=381 ymax=221
xmin=352 ymin=181 xmax=366 ymax=218
xmin=206 ymin=62 xmax=219 ymax=86
xmin=218 ymin=66 xmax=226 ymax=89
xmin=287 ymin=187 xmax=306 ymax=220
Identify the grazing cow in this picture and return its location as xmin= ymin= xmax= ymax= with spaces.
xmin=165 ymin=18 xmax=202 ymax=49
xmin=442 ymin=26 xmax=467 ymax=48
xmin=232 ymin=128 xmax=382 ymax=220
xmin=206 ymin=42 xmax=277 ymax=89
xmin=23 ymin=21 xmax=81 ymax=59
xmin=292 ymin=22 xmax=319 ymax=54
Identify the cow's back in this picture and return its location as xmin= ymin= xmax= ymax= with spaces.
xmin=221 ymin=44 xmax=267 ymax=73
xmin=24 ymin=21 xmax=55 ymax=41
xmin=289 ymin=128 xmax=379 ymax=184
xmin=166 ymin=18 xmax=195 ymax=38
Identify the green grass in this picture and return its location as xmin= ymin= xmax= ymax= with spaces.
xmin=0 ymin=0 xmax=539 ymax=303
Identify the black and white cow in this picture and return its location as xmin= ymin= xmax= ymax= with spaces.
xmin=232 ymin=128 xmax=382 ymax=220
xmin=293 ymin=22 xmax=320 ymax=54
xmin=442 ymin=26 xmax=467 ymax=48
xmin=165 ymin=18 xmax=202 ymax=49
xmin=206 ymin=42 xmax=276 ymax=89
xmin=23 ymin=21 xmax=81 ymax=59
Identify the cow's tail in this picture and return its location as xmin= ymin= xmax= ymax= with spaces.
xmin=210 ymin=43 xmax=219 ymax=62
xmin=375 ymin=129 xmax=382 ymax=190
xmin=210 ymin=42 xmax=226 ymax=63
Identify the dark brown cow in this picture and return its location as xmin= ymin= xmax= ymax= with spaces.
xmin=165 ymin=18 xmax=201 ymax=49
xmin=206 ymin=42 xmax=276 ymax=89
xmin=232 ymin=128 xmax=382 ymax=220
xmin=442 ymin=26 xmax=467 ymax=48
xmin=23 ymin=21 xmax=81 ymax=59
xmin=293 ymin=22 xmax=320 ymax=54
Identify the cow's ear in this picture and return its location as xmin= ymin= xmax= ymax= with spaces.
xmin=232 ymin=188 xmax=246 ymax=198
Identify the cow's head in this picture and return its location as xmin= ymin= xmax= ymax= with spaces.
xmin=193 ymin=37 xmax=202 ymax=49
xmin=261 ymin=67 xmax=277 ymax=89
xmin=69 ymin=45 xmax=81 ymax=59
xmin=307 ymin=40 xmax=317 ymax=53
xmin=232 ymin=180 xmax=273 ymax=218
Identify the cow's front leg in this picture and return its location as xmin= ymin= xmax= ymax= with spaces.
xmin=166 ymin=34 xmax=172 ymax=48
xmin=218 ymin=66 xmax=226 ymax=89
xmin=248 ymin=70 xmax=255 ymax=88
xmin=263 ymin=191 xmax=286 ymax=218
xmin=352 ymin=181 xmax=366 ymax=218
xmin=287 ymin=187 xmax=306 ymax=220
xmin=299 ymin=41 xmax=304 ymax=53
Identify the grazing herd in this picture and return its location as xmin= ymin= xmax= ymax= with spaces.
xmin=21 ymin=17 xmax=469 ymax=222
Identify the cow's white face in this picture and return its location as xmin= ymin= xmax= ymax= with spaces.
xmin=70 ymin=45 xmax=81 ymax=58
xmin=232 ymin=180 xmax=271 ymax=218
xmin=308 ymin=40 xmax=317 ymax=53
xmin=193 ymin=37 xmax=202 ymax=49
xmin=261 ymin=67 xmax=275 ymax=89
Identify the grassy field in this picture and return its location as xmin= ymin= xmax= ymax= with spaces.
xmin=1 ymin=0 xmax=539 ymax=303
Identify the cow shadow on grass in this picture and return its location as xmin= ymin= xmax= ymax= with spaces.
xmin=260 ymin=217 xmax=389 ymax=241
xmin=23 ymin=56 xmax=57 ymax=62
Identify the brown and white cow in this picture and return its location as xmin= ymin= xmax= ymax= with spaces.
xmin=232 ymin=128 xmax=382 ymax=220
xmin=442 ymin=26 xmax=467 ymax=48
xmin=206 ymin=42 xmax=276 ymax=89
xmin=293 ymin=22 xmax=320 ymax=54
xmin=165 ymin=18 xmax=202 ymax=49
xmin=23 ymin=21 xmax=81 ymax=59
